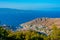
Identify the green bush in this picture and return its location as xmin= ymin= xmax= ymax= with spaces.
xmin=0 ymin=25 xmax=60 ymax=40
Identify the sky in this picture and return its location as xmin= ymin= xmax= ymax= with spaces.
xmin=0 ymin=0 xmax=60 ymax=10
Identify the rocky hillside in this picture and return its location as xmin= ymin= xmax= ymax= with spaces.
xmin=20 ymin=18 xmax=60 ymax=29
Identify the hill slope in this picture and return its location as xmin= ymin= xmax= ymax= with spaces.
xmin=21 ymin=18 xmax=60 ymax=28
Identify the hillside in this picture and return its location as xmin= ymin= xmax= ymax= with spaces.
xmin=21 ymin=18 xmax=60 ymax=29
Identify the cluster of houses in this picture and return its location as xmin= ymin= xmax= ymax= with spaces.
xmin=0 ymin=23 xmax=52 ymax=36
xmin=18 ymin=24 xmax=52 ymax=36
xmin=0 ymin=24 xmax=17 ymax=31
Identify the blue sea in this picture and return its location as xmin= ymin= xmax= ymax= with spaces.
xmin=0 ymin=8 xmax=60 ymax=30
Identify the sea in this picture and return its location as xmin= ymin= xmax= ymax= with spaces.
xmin=0 ymin=8 xmax=60 ymax=30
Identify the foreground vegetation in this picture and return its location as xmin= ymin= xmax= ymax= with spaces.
xmin=0 ymin=24 xmax=60 ymax=40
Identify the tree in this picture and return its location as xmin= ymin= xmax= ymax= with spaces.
xmin=49 ymin=24 xmax=60 ymax=40
xmin=0 ymin=27 xmax=8 ymax=40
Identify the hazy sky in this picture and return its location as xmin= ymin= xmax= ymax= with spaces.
xmin=0 ymin=0 xmax=60 ymax=10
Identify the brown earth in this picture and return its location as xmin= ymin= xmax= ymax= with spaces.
xmin=20 ymin=18 xmax=60 ymax=29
